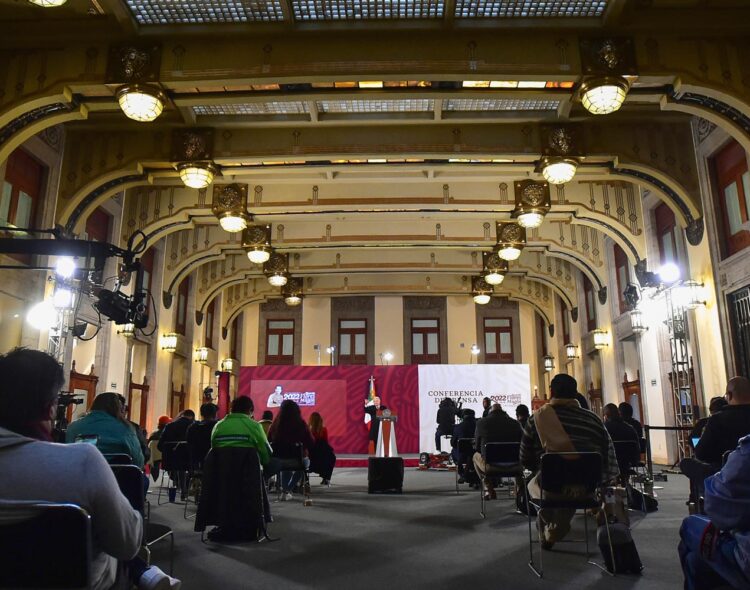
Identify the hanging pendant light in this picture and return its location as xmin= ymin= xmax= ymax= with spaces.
xmin=540 ymin=157 xmax=578 ymax=185
xmin=264 ymin=252 xmax=289 ymax=287
xmin=212 ymin=183 xmax=249 ymax=234
xmin=495 ymin=221 xmax=526 ymax=261
xmin=580 ymin=77 xmax=629 ymax=115
xmin=177 ymin=162 xmax=218 ymax=189
xmin=242 ymin=225 xmax=272 ymax=264
xmin=472 ymin=276 xmax=493 ymax=305
xmin=116 ymin=84 xmax=166 ymax=122
xmin=282 ymin=277 xmax=304 ymax=306
xmin=512 ymin=180 xmax=552 ymax=228
xmin=482 ymin=251 xmax=508 ymax=286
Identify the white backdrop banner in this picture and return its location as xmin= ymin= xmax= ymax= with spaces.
xmin=418 ymin=364 xmax=531 ymax=453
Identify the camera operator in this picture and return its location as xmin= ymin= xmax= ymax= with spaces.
xmin=0 ymin=347 xmax=179 ymax=589
xmin=435 ymin=397 xmax=459 ymax=452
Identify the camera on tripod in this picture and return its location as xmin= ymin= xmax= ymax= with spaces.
xmin=58 ymin=392 xmax=84 ymax=408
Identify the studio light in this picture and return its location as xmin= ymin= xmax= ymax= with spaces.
xmin=540 ymin=157 xmax=578 ymax=185
xmin=580 ymin=77 xmax=629 ymax=115
xmin=55 ymin=256 xmax=76 ymax=279
xmin=470 ymin=344 xmax=480 ymax=356
xmin=116 ymin=84 xmax=166 ymax=122
xmin=218 ymin=213 xmax=248 ymax=233
xmin=593 ymin=329 xmax=610 ymax=350
xmin=177 ymin=162 xmax=217 ymax=189
xmin=52 ymin=288 xmax=74 ymax=309
xmin=27 ymin=300 xmax=58 ymax=331
xmin=658 ymin=262 xmax=681 ymax=284
xmin=565 ymin=343 xmax=579 ymax=361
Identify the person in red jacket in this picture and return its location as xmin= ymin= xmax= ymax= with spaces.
xmin=308 ymin=412 xmax=336 ymax=485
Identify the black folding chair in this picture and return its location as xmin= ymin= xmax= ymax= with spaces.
xmin=479 ymin=441 xmax=525 ymax=519
xmin=0 ymin=501 xmax=92 ymax=589
xmin=527 ymin=452 xmax=615 ymax=578
xmin=111 ymin=464 xmax=174 ymax=575
xmin=612 ymin=439 xmax=647 ymax=512
xmin=158 ymin=441 xmax=190 ymax=506
xmin=102 ymin=453 xmax=133 ymax=465
xmin=454 ymin=438 xmax=475 ymax=494
xmin=276 ymin=442 xmax=311 ymax=506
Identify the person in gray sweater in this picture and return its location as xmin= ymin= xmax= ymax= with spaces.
xmin=0 ymin=347 xmax=178 ymax=590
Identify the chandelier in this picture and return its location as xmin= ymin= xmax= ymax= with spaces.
xmin=495 ymin=221 xmax=526 ymax=261
xmin=242 ymin=225 xmax=272 ymax=264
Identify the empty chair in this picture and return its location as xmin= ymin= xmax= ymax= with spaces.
xmin=479 ymin=441 xmax=526 ymax=519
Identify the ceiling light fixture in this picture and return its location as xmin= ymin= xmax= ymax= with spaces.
xmin=27 ymin=0 xmax=67 ymax=7
xmin=540 ymin=156 xmax=578 ymax=185
xmin=482 ymin=251 xmax=508 ymax=286
xmin=212 ymin=183 xmax=249 ymax=234
xmin=512 ymin=180 xmax=552 ymax=229
xmin=242 ymin=224 xmax=272 ymax=264
xmin=177 ymin=162 xmax=218 ymax=189
xmin=472 ymin=276 xmax=493 ymax=305
xmin=264 ymin=252 xmax=289 ymax=288
xmin=496 ymin=221 xmax=527 ymax=261
xmin=580 ymin=77 xmax=629 ymax=115
xmin=116 ymin=84 xmax=166 ymax=122
xmin=282 ymin=277 xmax=303 ymax=306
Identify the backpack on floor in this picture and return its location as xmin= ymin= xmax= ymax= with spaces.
xmin=597 ymin=523 xmax=644 ymax=575
xmin=627 ymin=485 xmax=659 ymax=513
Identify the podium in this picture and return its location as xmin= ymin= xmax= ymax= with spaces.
xmin=375 ymin=409 xmax=398 ymax=458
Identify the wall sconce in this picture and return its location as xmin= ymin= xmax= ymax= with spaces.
xmin=630 ymin=309 xmax=648 ymax=335
xmin=212 ymin=183 xmax=249 ymax=233
xmin=543 ymin=355 xmax=555 ymax=372
xmin=593 ymin=329 xmax=609 ymax=350
xmin=160 ymin=333 xmax=178 ymax=352
xmin=195 ymin=347 xmax=210 ymax=364
xmin=264 ymin=252 xmax=289 ymax=287
xmin=495 ymin=221 xmax=526 ymax=261
xmin=117 ymin=323 xmax=136 ymax=338
xmin=682 ymin=280 xmax=707 ymax=310
xmin=565 ymin=343 xmax=579 ymax=361
xmin=220 ymin=358 xmax=236 ymax=373
xmin=481 ymin=250 xmax=508 ymax=286
xmin=282 ymin=277 xmax=303 ymax=306
xmin=472 ymin=276 xmax=493 ymax=305
xmin=242 ymin=224 xmax=272 ymax=264
xmin=512 ymin=180 xmax=552 ymax=228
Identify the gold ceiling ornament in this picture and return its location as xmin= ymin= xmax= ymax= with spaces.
xmin=282 ymin=277 xmax=304 ymax=307
xmin=241 ymin=224 xmax=272 ymax=264
xmin=471 ymin=276 xmax=493 ymax=305
xmin=538 ymin=125 xmax=581 ymax=184
xmin=578 ymin=38 xmax=636 ymax=116
xmin=481 ymin=250 xmax=509 ymax=286
xmin=495 ymin=221 xmax=527 ymax=261
xmin=264 ymin=252 xmax=289 ymax=287
xmin=106 ymin=45 xmax=165 ymax=122
xmin=512 ymin=180 xmax=551 ymax=228
xmin=172 ymin=129 xmax=220 ymax=189
xmin=211 ymin=183 xmax=249 ymax=233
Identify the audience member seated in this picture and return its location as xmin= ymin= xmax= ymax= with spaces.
xmin=450 ymin=409 xmax=477 ymax=485
xmin=695 ymin=378 xmax=750 ymax=466
xmin=211 ymin=396 xmax=272 ymax=468
xmin=435 ymin=397 xmax=458 ymax=452
xmin=157 ymin=409 xmax=195 ymax=453
xmin=575 ymin=390 xmax=590 ymax=410
xmin=521 ymin=374 xmax=619 ymax=549
xmin=679 ymin=434 xmax=750 ymax=590
xmin=308 ymin=411 xmax=336 ymax=485
xmin=268 ymin=400 xmax=314 ymax=501
xmin=66 ymin=392 xmax=145 ymax=468
xmin=147 ymin=415 xmax=171 ymax=481
xmin=117 ymin=393 xmax=150 ymax=465
xmin=259 ymin=410 xmax=274 ymax=435
xmin=158 ymin=409 xmax=195 ymax=500
xmin=473 ymin=403 xmax=523 ymax=500
xmin=516 ymin=404 xmax=530 ymax=430
xmin=186 ymin=403 xmax=218 ymax=469
xmin=690 ymin=396 xmax=728 ymax=446
xmin=603 ymin=403 xmax=641 ymax=477
xmin=0 ymin=348 xmax=179 ymax=590
xmin=618 ymin=402 xmax=644 ymax=440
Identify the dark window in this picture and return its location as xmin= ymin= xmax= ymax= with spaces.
xmin=614 ymin=244 xmax=630 ymax=315
xmin=654 ymin=202 xmax=685 ymax=269
xmin=711 ymin=139 xmax=750 ymax=258
xmin=175 ymin=276 xmax=190 ymax=335
xmin=85 ymin=207 xmax=111 ymax=243
xmin=411 ymin=318 xmax=441 ymax=364
xmin=584 ymin=275 xmax=597 ymax=332
xmin=729 ymin=287 xmax=750 ymax=379
xmin=537 ymin=313 xmax=548 ymax=356
xmin=338 ymin=319 xmax=367 ymax=365
xmin=230 ymin=313 xmax=242 ymax=360
xmin=483 ymin=317 xmax=513 ymax=363
xmin=266 ymin=319 xmax=294 ymax=365
xmin=140 ymin=248 xmax=155 ymax=297
xmin=205 ymin=299 xmax=215 ymax=349
xmin=560 ymin=299 xmax=570 ymax=345
xmin=1 ymin=148 xmax=45 ymax=263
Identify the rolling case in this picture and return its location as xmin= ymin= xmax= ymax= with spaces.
xmin=368 ymin=457 xmax=404 ymax=493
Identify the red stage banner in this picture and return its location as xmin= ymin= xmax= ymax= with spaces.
xmin=238 ymin=365 xmax=419 ymax=454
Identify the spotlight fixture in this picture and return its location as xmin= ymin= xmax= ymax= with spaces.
xmin=242 ymin=225 xmax=272 ymax=264
xmin=27 ymin=300 xmax=59 ymax=331
xmin=495 ymin=221 xmax=526 ymax=261
xmin=52 ymin=288 xmax=74 ymax=309
xmin=264 ymin=252 xmax=289 ymax=287
xmin=658 ymin=262 xmax=681 ymax=285
xmin=481 ymin=251 xmax=508 ymax=286
xmin=540 ymin=157 xmax=578 ymax=185
xmin=565 ymin=343 xmax=579 ymax=361
xmin=592 ymin=329 xmax=609 ymax=350
xmin=512 ymin=180 xmax=552 ymax=229
xmin=282 ymin=277 xmax=303 ymax=307
xmin=543 ymin=355 xmax=555 ymax=372
xmin=176 ymin=162 xmax=218 ymax=189
xmin=472 ymin=276 xmax=493 ymax=305
xmin=470 ymin=344 xmax=481 ymax=356
xmin=382 ymin=352 xmax=394 ymax=365
xmin=580 ymin=77 xmax=629 ymax=115
xmin=212 ymin=183 xmax=249 ymax=234
xmin=55 ymin=256 xmax=76 ymax=279
xmin=116 ymin=84 xmax=166 ymax=122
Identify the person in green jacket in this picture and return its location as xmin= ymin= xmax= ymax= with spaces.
xmin=66 ymin=392 xmax=145 ymax=468
xmin=211 ymin=395 xmax=272 ymax=466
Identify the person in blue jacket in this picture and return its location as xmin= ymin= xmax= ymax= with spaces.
xmin=679 ymin=434 xmax=750 ymax=589
xmin=66 ymin=391 xmax=145 ymax=468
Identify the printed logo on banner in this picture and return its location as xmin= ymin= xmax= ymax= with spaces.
xmin=283 ymin=391 xmax=316 ymax=406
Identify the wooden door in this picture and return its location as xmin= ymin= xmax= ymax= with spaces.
xmin=622 ymin=371 xmax=645 ymax=424
xmin=67 ymin=361 xmax=98 ymax=423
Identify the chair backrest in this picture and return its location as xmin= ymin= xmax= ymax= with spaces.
xmin=103 ymin=453 xmax=132 ymax=465
xmin=538 ymin=452 xmax=602 ymax=494
xmin=110 ymin=464 xmax=146 ymax=513
xmin=612 ymin=440 xmax=640 ymax=470
xmin=161 ymin=440 xmax=190 ymax=470
xmin=457 ymin=438 xmax=475 ymax=455
xmin=484 ymin=441 xmax=521 ymax=465
xmin=0 ymin=501 xmax=92 ymax=589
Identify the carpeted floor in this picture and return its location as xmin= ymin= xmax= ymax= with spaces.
xmin=146 ymin=467 xmax=688 ymax=590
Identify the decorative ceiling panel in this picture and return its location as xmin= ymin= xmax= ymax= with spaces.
xmin=193 ymin=102 xmax=310 ymax=116
xmin=443 ymin=98 xmax=560 ymax=111
xmin=316 ymin=99 xmax=434 ymax=113
xmin=454 ymin=0 xmax=608 ymax=18
xmin=293 ymin=0 xmax=444 ymax=20
xmin=125 ymin=0 xmax=285 ymax=24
